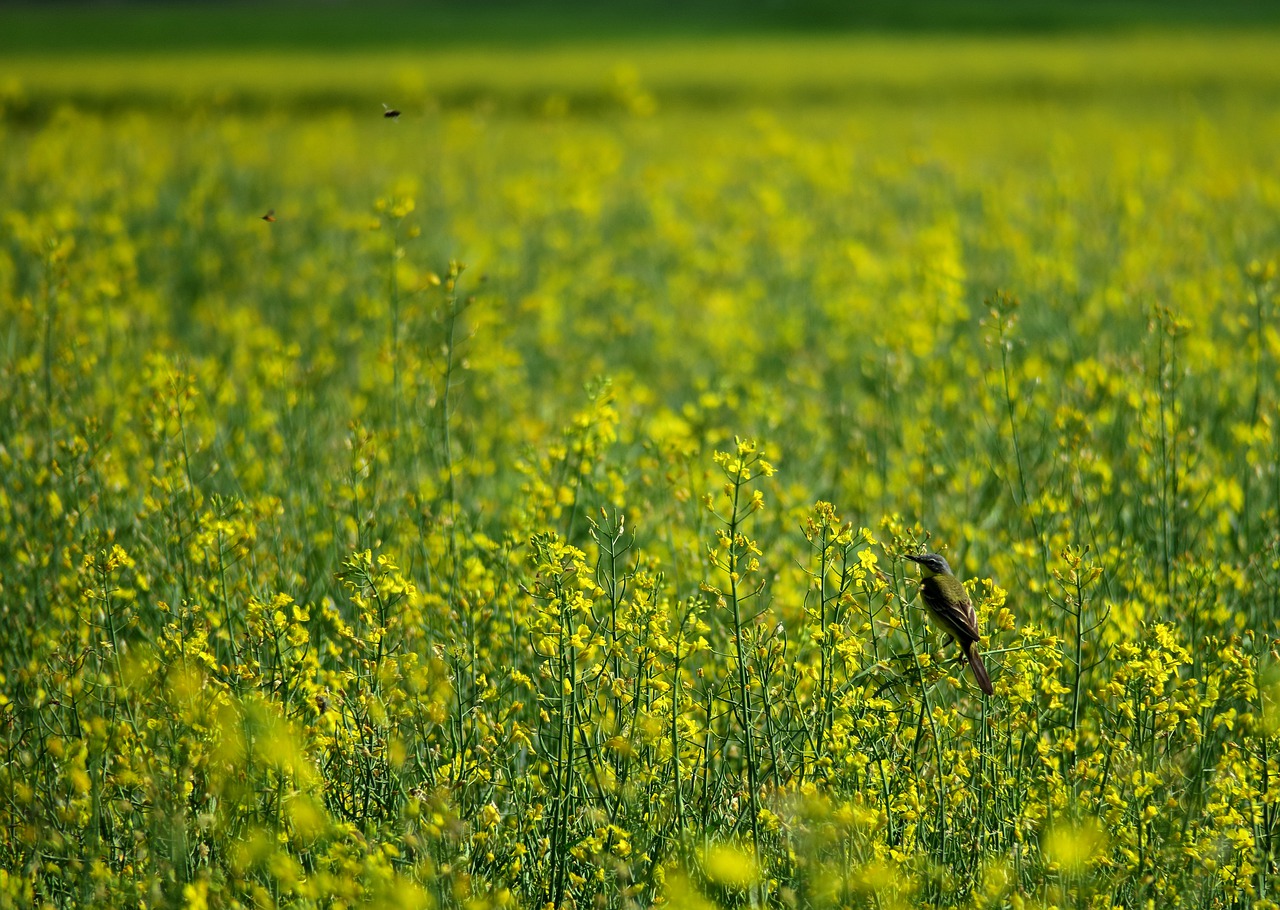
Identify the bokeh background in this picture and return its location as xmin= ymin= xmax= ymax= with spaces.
xmin=4 ymin=3 xmax=1280 ymax=909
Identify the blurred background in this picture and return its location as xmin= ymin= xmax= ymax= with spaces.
xmin=4 ymin=0 xmax=1280 ymax=51
xmin=5 ymin=5 xmax=1280 ymax=908
xmin=3 ymin=0 xmax=1280 ymax=121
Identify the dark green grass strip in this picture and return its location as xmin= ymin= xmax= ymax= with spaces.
xmin=3 ymin=0 xmax=1280 ymax=54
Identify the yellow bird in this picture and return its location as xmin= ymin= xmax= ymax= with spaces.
xmin=905 ymin=552 xmax=994 ymax=696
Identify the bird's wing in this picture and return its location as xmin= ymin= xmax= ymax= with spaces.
xmin=922 ymin=574 xmax=982 ymax=643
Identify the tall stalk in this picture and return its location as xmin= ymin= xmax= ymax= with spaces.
xmin=990 ymin=292 xmax=1049 ymax=586
xmin=706 ymin=439 xmax=774 ymax=905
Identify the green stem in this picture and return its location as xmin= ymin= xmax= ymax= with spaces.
xmin=725 ymin=472 xmax=763 ymax=905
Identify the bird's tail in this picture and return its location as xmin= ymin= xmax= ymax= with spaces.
xmin=968 ymin=641 xmax=994 ymax=696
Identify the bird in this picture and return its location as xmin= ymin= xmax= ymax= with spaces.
xmin=904 ymin=552 xmax=994 ymax=696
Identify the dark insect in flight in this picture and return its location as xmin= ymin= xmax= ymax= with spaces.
xmin=383 ymin=103 xmax=401 ymax=120
xmin=261 ymin=209 xmax=276 ymax=222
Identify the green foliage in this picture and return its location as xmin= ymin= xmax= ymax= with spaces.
xmin=3 ymin=29 xmax=1280 ymax=910
xmin=3 ymin=0 xmax=1280 ymax=55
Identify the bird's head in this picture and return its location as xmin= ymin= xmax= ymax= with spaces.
xmin=905 ymin=552 xmax=953 ymax=578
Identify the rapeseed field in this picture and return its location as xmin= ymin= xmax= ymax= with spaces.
xmin=3 ymin=20 xmax=1280 ymax=910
